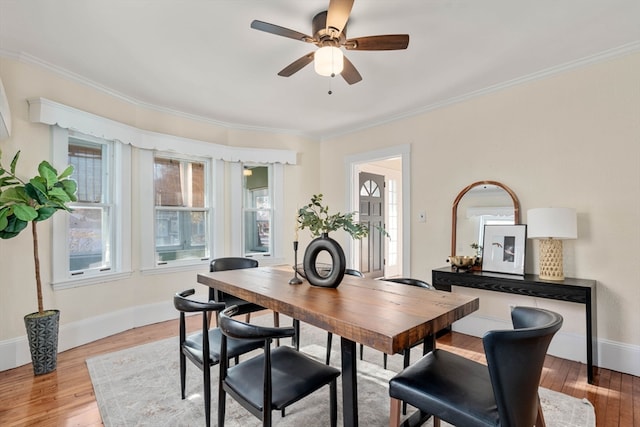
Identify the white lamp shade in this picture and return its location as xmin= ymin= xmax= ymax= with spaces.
xmin=527 ymin=207 xmax=577 ymax=239
xmin=314 ymin=46 xmax=344 ymax=76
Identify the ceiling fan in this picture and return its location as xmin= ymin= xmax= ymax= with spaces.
xmin=250 ymin=0 xmax=409 ymax=85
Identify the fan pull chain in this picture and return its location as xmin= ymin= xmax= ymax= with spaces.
xmin=328 ymin=74 xmax=334 ymax=95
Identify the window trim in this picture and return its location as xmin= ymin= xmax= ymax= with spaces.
xmin=51 ymin=127 xmax=132 ymax=289
xmin=139 ymin=150 xmax=218 ymax=273
xmin=230 ymin=162 xmax=284 ymax=264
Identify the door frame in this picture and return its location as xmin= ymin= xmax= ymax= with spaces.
xmin=344 ymin=144 xmax=411 ymax=276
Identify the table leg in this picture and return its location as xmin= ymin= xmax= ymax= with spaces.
xmin=341 ymin=336 xmax=358 ymax=427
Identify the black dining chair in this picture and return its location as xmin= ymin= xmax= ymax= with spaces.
xmin=324 ymin=268 xmax=364 ymax=364
xmin=388 ymin=306 xmax=563 ymax=427
xmin=208 ymin=257 xmax=263 ymax=324
xmin=217 ymin=305 xmax=341 ymax=427
xmin=173 ymin=289 xmax=263 ymax=427
xmin=209 ymin=257 xmax=293 ymax=347
xmin=376 ymin=278 xmax=435 ymax=370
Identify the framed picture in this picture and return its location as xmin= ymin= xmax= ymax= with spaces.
xmin=482 ymin=224 xmax=527 ymax=275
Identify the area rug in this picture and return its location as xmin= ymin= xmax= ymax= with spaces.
xmin=87 ymin=316 xmax=595 ymax=427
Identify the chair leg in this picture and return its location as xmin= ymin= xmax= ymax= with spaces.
xmin=179 ymin=351 xmax=186 ymax=399
xmin=389 ymin=397 xmax=401 ymax=427
xmin=292 ymin=319 xmax=300 ymax=350
xmin=536 ymin=394 xmax=547 ymax=427
xmin=402 ymin=349 xmax=411 ymax=415
xmin=273 ymin=311 xmax=280 ymax=347
xmin=359 ymin=343 xmax=364 ymax=360
xmin=433 ymin=416 xmax=441 ymax=427
xmin=218 ymin=385 xmax=226 ymax=427
xmin=330 ymin=379 xmax=338 ymax=427
xmin=383 ymin=353 xmax=388 ymax=369
xmin=326 ymin=332 xmax=333 ymax=365
xmin=204 ymin=365 xmax=211 ymax=427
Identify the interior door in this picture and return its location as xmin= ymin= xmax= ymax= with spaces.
xmin=359 ymin=172 xmax=385 ymax=278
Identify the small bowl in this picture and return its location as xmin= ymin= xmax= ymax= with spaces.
xmin=448 ymin=256 xmax=477 ymax=269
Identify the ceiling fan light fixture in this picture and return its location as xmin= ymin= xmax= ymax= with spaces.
xmin=314 ymin=46 xmax=344 ymax=77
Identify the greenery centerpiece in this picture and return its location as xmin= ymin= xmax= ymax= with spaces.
xmin=296 ymin=194 xmax=370 ymax=288
xmin=297 ymin=193 xmax=369 ymax=239
xmin=0 ymin=150 xmax=77 ymax=375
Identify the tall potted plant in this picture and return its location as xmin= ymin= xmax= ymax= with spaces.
xmin=0 ymin=149 xmax=77 ymax=375
xmin=297 ymin=194 xmax=372 ymax=288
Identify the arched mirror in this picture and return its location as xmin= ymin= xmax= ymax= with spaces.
xmin=451 ymin=181 xmax=520 ymax=258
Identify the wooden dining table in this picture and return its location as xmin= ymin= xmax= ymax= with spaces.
xmin=197 ymin=266 xmax=479 ymax=427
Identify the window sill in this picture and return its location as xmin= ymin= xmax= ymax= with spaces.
xmin=52 ymin=271 xmax=133 ymax=290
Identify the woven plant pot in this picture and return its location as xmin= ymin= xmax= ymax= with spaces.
xmin=24 ymin=310 xmax=60 ymax=375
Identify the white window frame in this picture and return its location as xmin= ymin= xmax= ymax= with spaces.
xmin=139 ymin=151 xmax=221 ymax=273
xmin=230 ymin=162 xmax=284 ymax=264
xmin=145 ymin=150 xmax=217 ymax=270
xmin=51 ymin=127 xmax=132 ymax=289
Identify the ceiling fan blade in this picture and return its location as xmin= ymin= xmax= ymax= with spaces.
xmin=345 ymin=34 xmax=410 ymax=51
xmin=341 ymin=56 xmax=362 ymax=85
xmin=251 ymin=20 xmax=313 ymax=43
xmin=277 ymin=52 xmax=315 ymax=77
xmin=326 ymin=0 xmax=354 ymax=35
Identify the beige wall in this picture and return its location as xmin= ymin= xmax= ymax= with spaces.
xmin=1 ymin=51 xmax=638 ymax=374
xmin=0 ymin=58 xmax=319 ymax=351
xmin=320 ymin=52 xmax=640 ymax=358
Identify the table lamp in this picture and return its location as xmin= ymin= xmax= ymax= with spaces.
xmin=527 ymin=207 xmax=577 ymax=281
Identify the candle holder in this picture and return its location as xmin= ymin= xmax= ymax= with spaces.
xmin=289 ymin=241 xmax=303 ymax=285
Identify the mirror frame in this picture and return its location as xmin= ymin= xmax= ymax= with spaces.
xmin=451 ymin=180 xmax=521 ymax=256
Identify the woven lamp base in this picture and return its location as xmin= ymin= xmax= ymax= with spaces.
xmin=538 ymin=238 xmax=564 ymax=281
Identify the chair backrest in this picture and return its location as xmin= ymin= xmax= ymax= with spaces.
xmin=382 ymin=277 xmax=434 ymax=289
xmin=483 ymin=306 xmax=563 ymax=427
xmin=210 ymin=257 xmax=259 ymax=272
xmin=218 ymin=305 xmax=296 ymax=342
xmin=174 ymin=288 xmax=226 ymax=313
xmin=209 ymin=257 xmax=259 ymax=301
xmin=345 ymin=268 xmax=364 ymax=277
xmin=173 ymin=289 xmax=227 ymax=360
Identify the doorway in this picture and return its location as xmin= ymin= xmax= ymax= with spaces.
xmin=345 ymin=145 xmax=410 ymax=278
xmin=358 ymin=171 xmax=385 ymax=278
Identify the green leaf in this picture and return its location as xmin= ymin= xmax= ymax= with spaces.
xmin=38 ymin=161 xmax=58 ymax=187
xmin=0 ymin=187 xmax=29 ymax=204
xmin=10 ymin=151 xmax=20 ymax=175
xmin=13 ymin=204 xmax=38 ymax=222
xmin=26 ymin=179 xmax=48 ymax=205
xmin=0 ymin=207 xmax=9 ymax=231
xmin=58 ymin=165 xmax=74 ymax=179
xmin=35 ymin=207 xmax=57 ymax=221
xmin=48 ymin=186 xmax=72 ymax=202
xmin=61 ymin=179 xmax=78 ymax=201
xmin=0 ymin=214 xmax=28 ymax=238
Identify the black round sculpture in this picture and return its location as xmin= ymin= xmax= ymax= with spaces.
xmin=303 ymin=233 xmax=346 ymax=288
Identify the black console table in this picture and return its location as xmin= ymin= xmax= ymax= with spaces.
xmin=432 ymin=266 xmax=597 ymax=383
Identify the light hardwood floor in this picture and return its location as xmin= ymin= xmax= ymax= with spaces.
xmin=0 ymin=312 xmax=638 ymax=426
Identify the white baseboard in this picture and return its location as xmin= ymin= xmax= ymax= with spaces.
xmin=0 ymin=300 xmax=177 ymax=372
xmin=2 ymin=306 xmax=639 ymax=378
xmin=453 ymin=313 xmax=640 ymax=377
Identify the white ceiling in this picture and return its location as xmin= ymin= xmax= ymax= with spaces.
xmin=1 ymin=0 xmax=638 ymax=140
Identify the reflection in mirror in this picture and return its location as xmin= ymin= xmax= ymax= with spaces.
xmin=451 ymin=181 xmax=520 ymax=258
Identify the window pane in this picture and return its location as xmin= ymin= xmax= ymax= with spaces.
xmin=155 ymin=210 xmax=208 ymax=262
xmin=243 ymin=165 xmax=271 ymax=256
xmin=69 ymin=141 xmax=103 ymax=203
xmin=154 ymin=158 xmax=205 ymax=208
xmin=244 ymin=211 xmax=270 ymax=253
xmin=190 ymin=162 xmax=205 ymax=208
xmin=69 ymin=207 xmax=110 ymax=271
xmin=154 ymin=158 xmax=183 ymax=206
